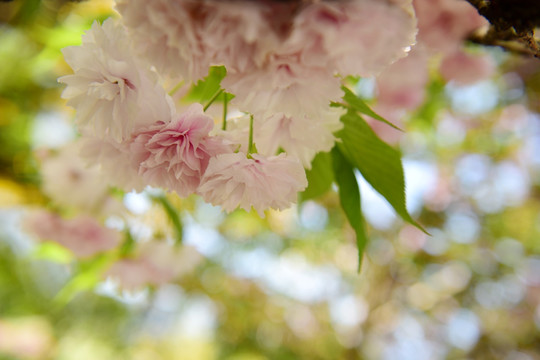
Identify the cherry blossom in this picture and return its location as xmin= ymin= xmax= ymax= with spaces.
xmin=439 ymin=50 xmax=496 ymax=85
xmin=222 ymin=51 xmax=342 ymax=121
xmin=414 ymin=0 xmax=487 ymax=54
xmin=293 ymin=0 xmax=417 ymax=77
xmin=24 ymin=210 xmax=121 ymax=258
xmin=376 ymin=45 xmax=430 ymax=110
xmin=105 ymin=242 xmax=203 ymax=289
xmin=59 ymin=18 xmax=174 ymax=141
xmin=79 ymin=135 xmax=146 ymax=192
xmin=116 ymin=0 xmax=279 ymax=81
xmin=255 ymin=109 xmax=344 ymax=168
xmin=198 ymin=153 xmax=307 ymax=217
xmin=133 ymin=104 xmax=231 ymax=197
xmin=40 ymin=142 xmax=112 ymax=212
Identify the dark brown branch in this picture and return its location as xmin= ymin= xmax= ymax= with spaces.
xmin=465 ymin=0 xmax=540 ymax=58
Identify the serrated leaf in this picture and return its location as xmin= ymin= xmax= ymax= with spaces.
xmin=300 ymin=151 xmax=334 ymax=201
xmin=341 ymin=86 xmax=402 ymax=131
xmin=183 ymin=66 xmax=227 ymax=103
xmin=337 ymin=110 xmax=427 ymax=234
xmin=331 ymin=147 xmax=368 ymax=270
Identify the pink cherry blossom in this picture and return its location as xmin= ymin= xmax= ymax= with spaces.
xmin=255 ymin=109 xmax=343 ymax=168
xmin=197 ymin=152 xmax=307 ymax=217
xmin=439 ymin=50 xmax=496 ymax=85
xmin=79 ymin=134 xmax=146 ymax=192
xmin=116 ymin=0 xmax=279 ymax=81
xmin=222 ymin=50 xmax=342 ymax=121
xmin=24 ymin=210 xmax=121 ymax=258
xmin=293 ymin=0 xmax=417 ymax=77
xmin=59 ymin=18 xmax=174 ymax=141
xmin=133 ymin=104 xmax=231 ymax=197
xmin=414 ymin=0 xmax=487 ymax=54
xmin=376 ymin=45 xmax=430 ymax=110
xmin=40 ymin=142 xmax=111 ymax=212
xmin=105 ymin=242 xmax=203 ymax=289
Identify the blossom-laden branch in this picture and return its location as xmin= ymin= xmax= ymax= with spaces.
xmin=59 ymin=0 xmax=417 ymax=216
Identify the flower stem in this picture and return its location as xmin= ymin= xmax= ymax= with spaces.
xmin=222 ymin=93 xmax=228 ymax=131
xmin=168 ymin=81 xmax=185 ymax=96
xmin=248 ymin=114 xmax=255 ymax=155
xmin=119 ymin=229 xmax=136 ymax=256
xmin=203 ymin=89 xmax=224 ymax=112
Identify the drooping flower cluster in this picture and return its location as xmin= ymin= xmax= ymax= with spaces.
xmin=59 ymin=0 xmax=418 ymax=215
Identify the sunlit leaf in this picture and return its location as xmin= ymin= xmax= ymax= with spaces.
xmin=300 ymin=151 xmax=334 ymax=201
xmin=153 ymin=195 xmax=183 ymax=245
xmin=54 ymin=254 xmax=115 ymax=305
xmin=32 ymin=242 xmax=73 ymax=264
xmin=331 ymin=147 xmax=368 ymax=270
xmin=336 ymin=110 xmax=427 ymax=233
xmin=410 ymin=78 xmax=446 ymax=128
xmin=183 ymin=65 xmax=228 ymax=103
xmin=339 ymin=86 xmax=402 ymax=131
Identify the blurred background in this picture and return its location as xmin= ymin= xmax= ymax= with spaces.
xmin=1 ymin=0 xmax=540 ymax=359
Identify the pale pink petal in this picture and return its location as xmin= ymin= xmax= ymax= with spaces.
xmin=136 ymin=104 xmax=231 ymax=196
xmin=198 ymin=152 xmax=307 ymax=217
xmin=376 ymin=45 xmax=430 ymax=110
xmin=439 ymin=51 xmax=496 ymax=85
xmin=414 ymin=0 xmax=487 ymax=54
xmin=59 ymin=19 xmax=174 ymax=141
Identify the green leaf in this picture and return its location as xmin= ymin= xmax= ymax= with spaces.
xmin=336 ymin=110 xmax=427 ymax=234
xmin=119 ymin=229 xmax=136 ymax=257
xmin=183 ymin=66 xmax=228 ymax=103
xmin=53 ymin=254 xmax=115 ymax=305
xmin=300 ymin=152 xmax=334 ymax=201
xmin=339 ymin=86 xmax=402 ymax=131
xmin=153 ymin=195 xmax=183 ymax=245
xmin=331 ymin=147 xmax=368 ymax=270
xmin=411 ymin=78 xmax=446 ymax=129
xmin=32 ymin=242 xmax=73 ymax=264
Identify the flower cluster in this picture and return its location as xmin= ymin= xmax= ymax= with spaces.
xmin=59 ymin=0 xmax=417 ymax=215
xmin=375 ymin=0 xmax=492 ymax=114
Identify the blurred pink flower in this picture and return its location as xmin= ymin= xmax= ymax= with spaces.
xmin=198 ymin=152 xmax=307 ymax=216
xmin=59 ymin=18 xmax=174 ymax=141
xmin=439 ymin=51 xmax=496 ymax=85
xmin=24 ymin=210 xmax=121 ymax=258
xmin=376 ymin=45 xmax=430 ymax=110
xmin=133 ymin=104 xmax=230 ymax=197
xmin=105 ymin=242 xmax=203 ymax=289
xmin=414 ymin=0 xmax=487 ymax=54
xmin=40 ymin=142 xmax=112 ymax=212
xmin=0 ymin=318 xmax=53 ymax=359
